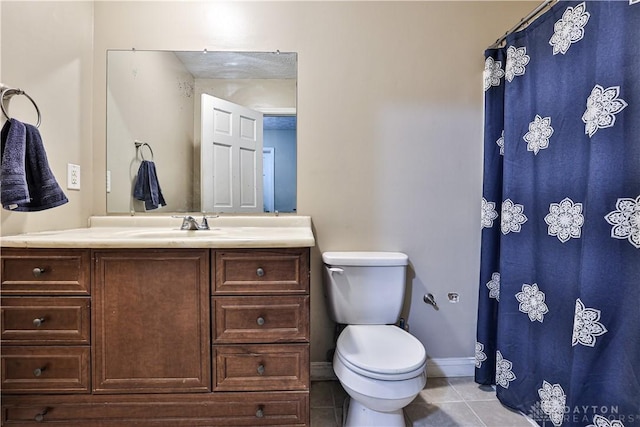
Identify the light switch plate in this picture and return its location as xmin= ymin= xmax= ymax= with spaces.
xmin=67 ymin=163 xmax=81 ymax=190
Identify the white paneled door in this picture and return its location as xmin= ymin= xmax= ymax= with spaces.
xmin=201 ymin=94 xmax=263 ymax=213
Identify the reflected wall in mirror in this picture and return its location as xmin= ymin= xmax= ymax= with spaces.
xmin=106 ymin=50 xmax=297 ymax=214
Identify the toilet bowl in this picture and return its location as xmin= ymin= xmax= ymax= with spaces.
xmin=333 ymin=325 xmax=427 ymax=426
xmin=321 ymin=252 xmax=427 ymax=426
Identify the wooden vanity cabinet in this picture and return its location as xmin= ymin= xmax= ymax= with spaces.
xmin=1 ymin=246 xmax=310 ymax=426
xmin=92 ymin=249 xmax=211 ymax=394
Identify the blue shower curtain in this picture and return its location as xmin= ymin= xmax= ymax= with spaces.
xmin=476 ymin=1 xmax=640 ymax=426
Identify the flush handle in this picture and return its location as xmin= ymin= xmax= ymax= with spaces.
xmin=329 ymin=267 xmax=344 ymax=275
xmin=423 ymin=293 xmax=439 ymax=310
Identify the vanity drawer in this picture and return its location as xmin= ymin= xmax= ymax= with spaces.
xmin=1 ymin=297 xmax=90 ymax=345
xmin=0 ymin=249 xmax=90 ymax=295
xmin=213 ymin=344 xmax=309 ymax=392
xmin=213 ymin=295 xmax=309 ymax=343
xmin=214 ymin=248 xmax=309 ymax=295
xmin=1 ymin=392 xmax=309 ymax=426
xmin=1 ymin=346 xmax=90 ymax=394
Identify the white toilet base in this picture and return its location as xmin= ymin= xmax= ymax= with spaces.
xmin=344 ymin=397 xmax=406 ymax=427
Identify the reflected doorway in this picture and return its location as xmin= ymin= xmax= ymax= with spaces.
xmin=263 ymin=114 xmax=297 ymax=213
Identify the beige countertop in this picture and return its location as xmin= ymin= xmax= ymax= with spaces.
xmin=0 ymin=215 xmax=315 ymax=249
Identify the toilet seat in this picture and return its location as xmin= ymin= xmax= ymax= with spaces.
xmin=335 ymin=325 xmax=426 ymax=381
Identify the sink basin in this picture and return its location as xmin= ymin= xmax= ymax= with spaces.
xmin=126 ymin=229 xmax=224 ymax=239
xmin=0 ymin=215 xmax=316 ymax=249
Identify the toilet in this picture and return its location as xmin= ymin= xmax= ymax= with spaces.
xmin=322 ymin=251 xmax=427 ymax=427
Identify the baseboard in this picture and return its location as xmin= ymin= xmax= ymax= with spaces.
xmin=311 ymin=362 xmax=336 ymax=381
xmin=426 ymin=357 xmax=475 ymax=378
xmin=311 ymin=357 xmax=475 ymax=382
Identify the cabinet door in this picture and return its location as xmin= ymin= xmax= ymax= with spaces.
xmin=93 ymin=249 xmax=210 ymax=394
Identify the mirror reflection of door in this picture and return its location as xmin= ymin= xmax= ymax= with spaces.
xmin=201 ymin=94 xmax=263 ymax=213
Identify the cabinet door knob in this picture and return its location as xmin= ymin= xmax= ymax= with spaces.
xmin=33 ymin=317 xmax=45 ymax=327
xmin=32 ymin=267 xmax=46 ymax=277
xmin=257 ymin=364 xmax=265 ymax=375
xmin=256 ymin=316 xmax=265 ymax=326
xmin=33 ymin=367 xmax=46 ymax=377
xmin=256 ymin=267 xmax=265 ymax=277
xmin=255 ymin=406 xmax=264 ymax=418
xmin=34 ymin=408 xmax=48 ymax=422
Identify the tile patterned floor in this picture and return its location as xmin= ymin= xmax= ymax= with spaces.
xmin=310 ymin=377 xmax=537 ymax=427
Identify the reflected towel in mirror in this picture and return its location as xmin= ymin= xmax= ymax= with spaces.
xmin=133 ymin=159 xmax=166 ymax=210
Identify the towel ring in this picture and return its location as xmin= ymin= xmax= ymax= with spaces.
xmin=134 ymin=140 xmax=154 ymax=161
xmin=0 ymin=87 xmax=42 ymax=128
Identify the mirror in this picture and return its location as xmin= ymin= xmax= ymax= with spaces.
xmin=106 ymin=50 xmax=297 ymax=214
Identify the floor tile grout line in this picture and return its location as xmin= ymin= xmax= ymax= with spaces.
xmin=440 ymin=377 xmax=467 ymax=403
xmin=463 ymin=399 xmax=490 ymax=427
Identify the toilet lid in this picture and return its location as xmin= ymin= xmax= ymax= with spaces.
xmin=336 ymin=325 xmax=426 ymax=380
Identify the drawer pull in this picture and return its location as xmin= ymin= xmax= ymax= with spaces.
xmin=33 ymin=367 xmax=47 ymax=377
xmin=256 ymin=267 xmax=265 ymax=277
xmin=35 ymin=408 xmax=48 ymax=422
xmin=255 ymin=406 xmax=264 ymax=418
xmin=33 ymin=317 xmax=46 ymax=327
xmin=32 ymin=267 xmax=46 ymax=277
xmin=257 ymin=364 xmax=265 ymax=375
xmin=256 ymin=316 xmax=265 ymax=326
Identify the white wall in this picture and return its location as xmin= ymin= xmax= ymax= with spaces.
xmin=0 ymin=1 xmax=94 ymax=234
xmin=2 ymin=1 xmax=538 ymax=364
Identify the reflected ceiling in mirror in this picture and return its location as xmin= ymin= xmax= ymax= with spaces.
xmin=106 ymin=50 xmax=297 ymax=215
xmin=175 ymin=51 xmax=296 ymax=79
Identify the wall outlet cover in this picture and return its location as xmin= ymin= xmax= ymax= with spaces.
xmin=67 ymin=163 xmax=81 ymax=190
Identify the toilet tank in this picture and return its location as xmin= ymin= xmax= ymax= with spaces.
xmin=322 ymin=252 xmax=409 ymax=325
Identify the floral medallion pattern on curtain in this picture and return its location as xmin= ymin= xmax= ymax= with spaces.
xmin=476 ymin=1 xmax=640 ymax=426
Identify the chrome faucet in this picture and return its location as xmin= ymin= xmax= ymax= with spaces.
xmin=175 ymin=214 xmax=217 ymax=230
xmin=181 ymin=215 xmax=203 ymax=230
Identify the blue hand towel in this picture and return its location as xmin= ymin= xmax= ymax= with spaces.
xmin=133 ymin=160 xmax=166 ymax=210
xmin=10 ymin=122 xmax=68 ymax=211
xmin=1 ymin=119 xmax=31 ymax=209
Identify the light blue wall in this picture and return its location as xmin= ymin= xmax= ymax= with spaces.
xmin=264 ymin=128 xmax=297 ymax=212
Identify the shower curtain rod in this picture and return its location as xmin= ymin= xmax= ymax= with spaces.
xmin=488 ymin=0 xmax=556 ymax=49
